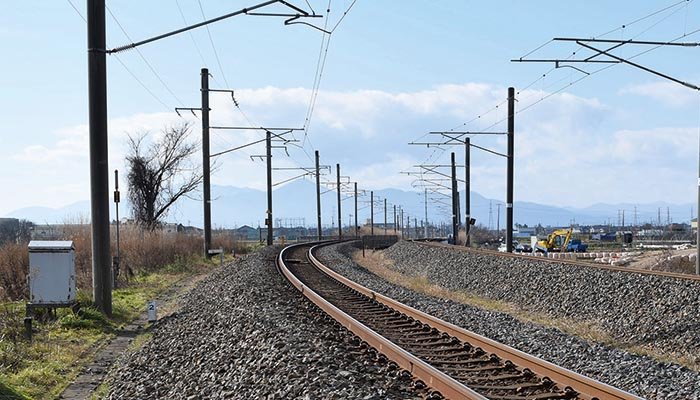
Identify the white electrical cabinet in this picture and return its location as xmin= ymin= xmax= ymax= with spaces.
xmin=28 ymin=241 xmax=76 ymax=304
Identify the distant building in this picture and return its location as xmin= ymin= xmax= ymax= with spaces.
xmin=235 ymin=225 xmax=259 ymax=240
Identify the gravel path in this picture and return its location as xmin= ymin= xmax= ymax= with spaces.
xmin=108 ymin=246 xmax=427 ymax=399
xmin=316 ymin=242 xmax=700 ymax=400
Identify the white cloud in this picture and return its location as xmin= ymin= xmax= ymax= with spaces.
xmin=3 ymin=82 xmax=698 ymax=215
xmin=620 ymin=81 xmax=700 ymax=107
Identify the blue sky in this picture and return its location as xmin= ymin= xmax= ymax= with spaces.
xmin=2 ymin=1 xmax=700 ymax=220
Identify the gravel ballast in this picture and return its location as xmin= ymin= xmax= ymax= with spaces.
xmin=381 ymin=241 xmax=700 ymax=359
xmin=315 ymin=242 xmax=700 ymax=400
xmin=108 ymin=246 xmax=424 ymax=399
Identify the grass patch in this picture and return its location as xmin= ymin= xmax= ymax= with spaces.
xmin=0 ymin=257 xmax=213 ymax=400
xmin=352 ymin=249 xmax=700 ymax=372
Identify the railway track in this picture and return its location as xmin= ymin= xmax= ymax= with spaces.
xmin=277 ymin=241 xmax=642 ymax=400
xmin=415 ymin=240 xmax=700 ymax=282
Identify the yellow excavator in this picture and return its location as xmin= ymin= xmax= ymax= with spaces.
xmin=535 ymin=228 xmax=587 ymax=253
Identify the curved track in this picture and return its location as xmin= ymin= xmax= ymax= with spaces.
xmin=277 ymin=241 xmax=642 ymax=400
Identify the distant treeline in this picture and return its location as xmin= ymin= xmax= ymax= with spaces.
xmin=0 ymin=218 xmax=32 ymax=245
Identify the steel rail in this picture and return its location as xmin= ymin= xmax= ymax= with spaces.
xmin=305 ymin=242 xmax=642 ymax=400
xmin=414 ymin=240 xmax=700 ymax=282
xmin=277 ymin=242 xmax=487 ymax=399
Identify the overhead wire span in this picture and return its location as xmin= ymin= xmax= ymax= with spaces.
xmin=66 ymin=0 xmax=173 ymax=111
xmin=196 ymin=1 xmax=259 ymax=129
xmin=175 ymin=0 xmax=212 ymax=79
xmin=106 ymin=3 xmax=186 ymax=107
xmin=437 ymin=0 xmax=696 ymax=139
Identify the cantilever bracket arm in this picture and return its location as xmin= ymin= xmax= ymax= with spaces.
xmin=574 ymin=40 xmax=700 ymax=91
xmin=107 ymin=0 xmax=322 ymax=54
xmin=511 ymin=36 xmax=700 ymax=91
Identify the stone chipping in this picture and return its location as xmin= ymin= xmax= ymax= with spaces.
xmin=107 ymin=246 xmax=426 ymax=399
xmin=382 ymin=241 xmax=700 ymax=358
xmin=316 ymin=241 xmax=700 ymax=400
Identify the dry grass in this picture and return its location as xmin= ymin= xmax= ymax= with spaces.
xmin=0 ymin=226 xmax=250 ymax=302
xmin=351 ymin=249 xmax=700 ymax=371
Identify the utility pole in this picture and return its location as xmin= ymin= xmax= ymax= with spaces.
xmin=201 ymin=68 xmax=212 ymax=257
xmin=489 ymin=201 xmax=493 ymax=231
xmin=393 ymin=204 xmax=397 ymax=233
xmin=266 ymin=130 xmax=273 ymax=245
xmin=354 ymin=182 xmax=358 ymax=237
xmin=622 ymin=209 xmax=625 ymax=228
xmin=113 ymin=169 xmax=120 ymax=289
xmin=506 ymin=86 xmax=515 ymax=253
xmin=451 ymin=152 xmax=458 ymax=244
xmin=384 ymin=198 xmax=387 ymax=235
xmin=336 ymin=164 xmax=342 ymax=239
xmin=87 ymin=0 xmax=111 ymax=315
xmin=315 ymin=150 xmax=322 ymax=240
xmin=414 ymin=217 xmax=418 ymax=239
xmin=497 ymin=203 xmax=501 ymax=233
xmin=407 ymin=216 xmax=411 ymax=239
xmin=424 ymin=188 xmax=428 ymax=238
xmin=400 ymin=207 xmax=404 ymax=239
xmin=465 ymin=137 xmax=471 ymax=246
xmin=370 ymin=191 xmax=374 ymax=235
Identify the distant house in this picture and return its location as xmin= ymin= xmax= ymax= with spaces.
xmin=235 ymin=225 xmax=259 ymax=240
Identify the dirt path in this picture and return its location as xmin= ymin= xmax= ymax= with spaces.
xmin=58 ymin=271 xmax=213 ymax=400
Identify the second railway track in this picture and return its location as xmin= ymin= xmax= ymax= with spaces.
xmin=277 ymin=241 xmax=642 ymax=400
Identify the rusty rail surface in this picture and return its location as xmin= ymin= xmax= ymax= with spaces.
xmin=278 ymin=241 xmax=642 ymax=400
xmin=414 ymin=240 xmax=700 ymax=282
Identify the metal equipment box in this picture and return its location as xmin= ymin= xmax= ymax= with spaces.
xmin=28 ymin=241 xmax=75 ymax=304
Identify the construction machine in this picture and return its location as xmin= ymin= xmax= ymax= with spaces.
xmin=535 ymin=228 xmax=588 ymax=253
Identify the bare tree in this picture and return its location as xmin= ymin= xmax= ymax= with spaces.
xmin=126 ymin=123 xmax=202 ymax=230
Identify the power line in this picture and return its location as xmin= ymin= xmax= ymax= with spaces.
xmin=106 ymin=4 xmax=185 ymax=107
xmin=175 ymin=0 xmax=210 ymax=73
xmin=65 ymin=0 xmax=174 ymax=111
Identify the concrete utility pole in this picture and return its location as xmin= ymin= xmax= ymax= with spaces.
xmin=393 ymin=204 xmax=397 ymax=233
xmin=424 ymin=188 xmax=428 ymax=238
xmin=336 ymin=164 xmax=342 ymax=239
xmin=400 ymin=207 xmax=404 ymax=239
xmin=354 ymin=182 xmax=358 ymax=237
xmin=315 ymin=150 xmax=322 ymax=240
xmin=384 ymin=198 xmax=387 ymax=235
xmin=451 ymin=152 xmax=458 ymax=244
xmin=266 ymin=130 xmax=273 ymax=245
xmin=506 ymin=87 xmax=515 ymax=253
xmin=465 ymin=137 xmax=471 ymax=246
xmin=370 ymin=191 xmax=374 ymax=235
xmin=87 ymin=0 xmax=111 ymax=315
xmin=201 ymin=68 xmax=212 ymax=257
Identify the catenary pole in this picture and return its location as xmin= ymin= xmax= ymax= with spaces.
xmin=506 ymin=87 xmax=515 ymax=253
xmin=370 ymin=191 xmax=374 ymax=235
xmin=451 ymin=152 xmax=458 ymax=244
xmin=384 ymin=198 xmax=387 ymax=235
xmin=336 ymin=164 xmax=342 ymax=239
xmin=266 ymin=130 xmax=273 ymax=245
xmin=424 ymin=188 xmax=428 ymax=238
xmin=465 ymin=137 xmax=471 ymax=246
xmin=201 ymin=68 xmax=212 ymax=257
xmin=354 ymin=182 xmax=358 ymax=237
xmin=87 ymin=0 xmax=112 ymax=315
xmin=315 ymin=150 xmax=322 ymax=240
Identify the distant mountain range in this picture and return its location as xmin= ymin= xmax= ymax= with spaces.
xmin=5 ymin=180 xmax=694 ymax=229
